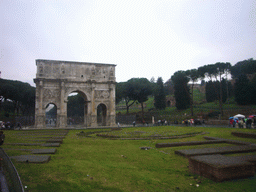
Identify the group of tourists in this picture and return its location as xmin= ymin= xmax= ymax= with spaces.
xmin=229 ymin=114 xmax=256 ymax=128
xmin=0 ymin=121 xmax=14 ymax=129
xmin=182 ymin=119 xmax=205 ymax=126
xmin=0 ymin=121 xmax=22 ymax=130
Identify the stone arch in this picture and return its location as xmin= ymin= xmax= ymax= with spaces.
xmin=66 ymin=90 xmax=89 ymax=127
xmin=45 ymin=103 xmax=58 ymax=127
xmin=65 ymin=88 xmax=91 ymax=102
xmin=97 ymin=103 xmax=107 ymax=126
xmin=34 ymin=59 xmax=116 ymax=128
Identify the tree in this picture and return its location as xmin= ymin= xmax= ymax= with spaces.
xmin=0 ymin=79 xmax=35 ymax=116
xmin=164 ymin=79 xmax=174 ymax=95
xmin=171 ymin=71 xmax=190 ymax=110
xmin=231 ymin=58 xmax=256 ymax=79
xmin=205 ymin=81 xmax=217 ymax=102
xmin=126 ymin=78 xmax=152 ymax=120
xmin=234 ymin=74 xmax=251 ymax=105
xmin=185 ymin=69 xmax=201 ymax=116
xmin=198 ymin=62 xmax=230 ymax=117
xmin=121 ymin=81 xmax=137 ymax=114
xmin=250 ymin=75 xmax=256 ymax=105
xmin=154 ymin=77 xmax=166 ymax=110
xmin=115 ymin=82 xmax=125 ymax=105
xmin=215 ymin=62 xmax=231 ymax=116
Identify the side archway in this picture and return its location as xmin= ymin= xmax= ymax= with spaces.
xmin=45 ymin=103 xmax=57 ymax=127
xmin=97 ymin=103 xmax=107 ymax=126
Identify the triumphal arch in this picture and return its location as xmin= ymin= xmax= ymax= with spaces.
xmin=34 ymin=59 xmax=116 ymax=128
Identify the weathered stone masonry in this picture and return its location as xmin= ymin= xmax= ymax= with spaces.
xmin=34 ymin=59 xmax=116 ymax=128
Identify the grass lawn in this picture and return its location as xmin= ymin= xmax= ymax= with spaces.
xmin=3 ymin=126 xmax=256 ymax=192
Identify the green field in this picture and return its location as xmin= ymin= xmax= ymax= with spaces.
xmin=3 ymin=126 xmax=256 ymax=192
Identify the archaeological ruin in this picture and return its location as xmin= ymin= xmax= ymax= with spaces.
xmin=34 ymin=59 xmax=116 ymax=128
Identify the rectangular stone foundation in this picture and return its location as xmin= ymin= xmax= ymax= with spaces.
xmin=189 ymin=155 xmax=255 ymax=182
xmin=175 ymin=145 xmax=256 ymax=157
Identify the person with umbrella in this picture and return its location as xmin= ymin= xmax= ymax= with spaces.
xmin=229 ymin=117 xmax=234 ymax=127
xmin=246 ymin=117 xmax=252 ymax=129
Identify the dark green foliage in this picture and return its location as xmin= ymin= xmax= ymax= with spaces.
xmin=67 ymin=94 xmax=85 ymax=117
xmin=231 ymin=58 xmax=256 ymax=78
xmin=115 ymin=82 xmax=125 ymax=104
xmin=205 ymin=81 xmax=217 ymax=102
xmin=250 ymin=75 xmax=256 ymax=104
xmin=234 ymin=74 xmax=252 ymax=105
xmin=171 ymin=71 xmax=190 ymax=110
xmin=221 ymin=79 xmax=228 ymax=103
xmin=126 ymin=78 xmax=152 ymax=103
xmin=164 ymin=79 xmax=174 ymax=95
xmin=205 ymin=80 xmax=228 ymax=103
xmin=154 ymin=77 xmax=166 ymax=110
xmin=0 ymin=78 xmax=35 ymax=115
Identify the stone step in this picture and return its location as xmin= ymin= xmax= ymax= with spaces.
xmin=31 ymin=148 xmax=57 ymax=154
xmin=10 ymin=155 xmax=51 ymax=163
xmin=156 ymin=140 xmax=225 ymax=148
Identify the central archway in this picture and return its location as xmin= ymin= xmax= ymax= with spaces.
xmin=67 ymin=91 xmax=88 ymax=127
xmin=45 ymin=103 xmax=57 ymax=127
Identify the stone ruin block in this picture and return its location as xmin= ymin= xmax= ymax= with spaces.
xmin=155 ymin=140 xmax=224 ymax=148
xmin=175 ymin=145 xmax=256 ymax=158
xmin=189 ymin=155 xmax=255 ymax=182
xmin=231 ymin=132 xmax=256 ymax=139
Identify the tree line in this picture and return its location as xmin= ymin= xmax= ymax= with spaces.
xmin=1 ymin=58 xmax=256 ymax=120
xmin=170 ymin=58 xmax=256 ymax=117
xmin=0 ymin=79 xmax=35 ymax=117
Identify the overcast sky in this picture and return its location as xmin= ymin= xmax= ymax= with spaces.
xmin=1 ymin=0 xmax=256 ymax=86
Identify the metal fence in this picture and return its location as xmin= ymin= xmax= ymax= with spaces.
xmin=0 ymin=148 xmax=24 ymax=192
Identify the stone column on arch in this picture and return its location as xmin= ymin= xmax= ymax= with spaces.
xmin=84 ymin=100 xmax=91 ymax=127
xmin=90 ymin=83 xmax=97 ymax=127
xmin=59 ymin=81 xmax=67 ymax=128
xmin=109 ymin=83 xmax=116 ymax=126
xmin=35 ymin=80 xmax=45 ymax=128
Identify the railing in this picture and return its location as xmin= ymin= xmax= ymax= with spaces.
xmin=0 ymin=148 xmax=24 ymax=192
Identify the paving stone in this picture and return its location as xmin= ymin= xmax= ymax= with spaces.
xmin=25 ymin=136 xmax=65 ymax=139
xmin=189 ymin=154 xmax=255 ymax=182
xmin=36 ymin=136 xmax=65 ymax=139
xmin=175 ymin=145 xmax=256 ymax=158
xmin=41 ymin=143 xmax=60 ymax=147
xmin=203 ymin=136 xmax=254 ymax=145
xmin=4 ymin=143 xmax=41 ymax=146
xmin=10 ymin=155 xmax=51 ymax=163
xmin=31 ymin=148 xmax=57 ymax=154
xmin=33 ymin=139 xmax=63 ymax=143
xmin=203 ymin=136 xmax=224 ymax=140
xmin=156 ymin=140 xmax=225 ymax=148
xmin=46 ymin=139 xmax=63 ymax=144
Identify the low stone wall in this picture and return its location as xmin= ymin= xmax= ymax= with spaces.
xmin=206 ymin=120 xmax=228 ymax=125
